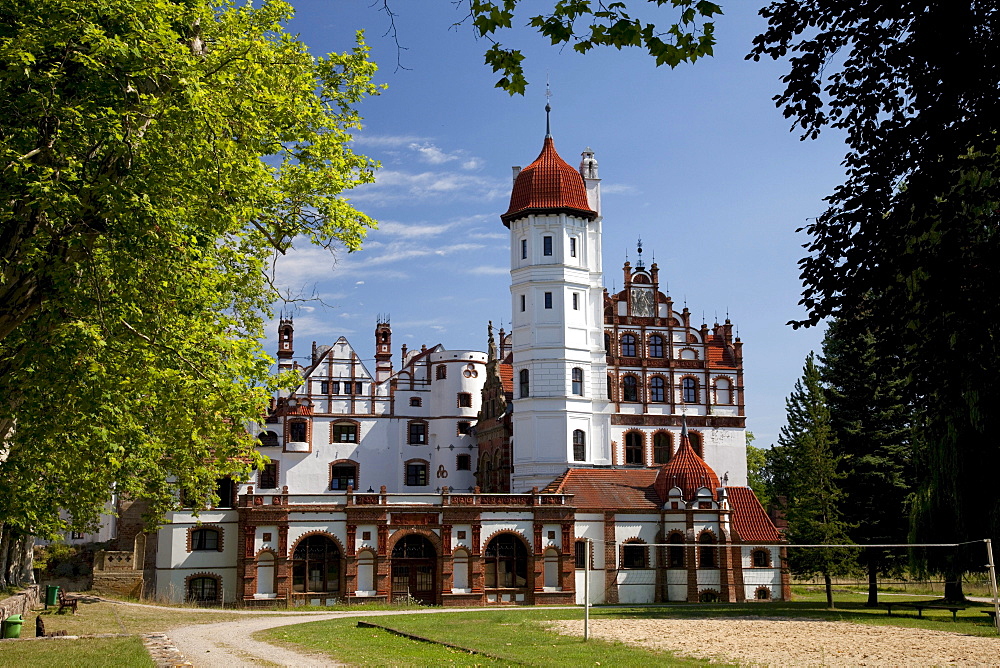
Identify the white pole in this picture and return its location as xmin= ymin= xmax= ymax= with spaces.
xmin=986 ymin=539 xmax=999 ymax=634
xmin=584 ymin=537 xmax=590 ymax=641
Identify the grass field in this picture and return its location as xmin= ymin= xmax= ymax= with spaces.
xmin=0 ymin=636 xmax=153 ymax=668
xmin=257 ymin=590 xmax=999 ymax=666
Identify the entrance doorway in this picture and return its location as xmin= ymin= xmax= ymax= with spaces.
xmin=390 ymin=535 xmax=437 ymax=604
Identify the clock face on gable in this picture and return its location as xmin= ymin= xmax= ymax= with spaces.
xmin=631 ymin=288 xmax=654 ymax=317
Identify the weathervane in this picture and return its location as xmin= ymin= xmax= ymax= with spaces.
xmin=636 ymin=238 xmax=644 ymax=269
xmin=545 ymin=74 xmax=552 ymax=137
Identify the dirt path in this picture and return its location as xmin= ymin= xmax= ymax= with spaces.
xmin=549 ymin=617 xmax=1000 ymax=666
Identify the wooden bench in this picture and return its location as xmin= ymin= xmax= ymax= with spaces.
xmin=56 ymin=590 xmax=78 ymax=615
xmin=884 ymin=601 xmax=965 ymax=621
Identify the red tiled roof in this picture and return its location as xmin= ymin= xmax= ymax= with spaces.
xmin=501 ymin=137 xmax=596 ymax=226
xmin=728 ymin=486 xmax=783 ymax=543
xmin=499 ymin=362 xmax=513 ymax=395
xmin=654 ymin=429 xmax=720 ymax=501
xmin=543 ymin=468 xmax=661 ymax=510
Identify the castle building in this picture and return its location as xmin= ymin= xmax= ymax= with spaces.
xmin=149 ymin=120 xmax=787 ymax=607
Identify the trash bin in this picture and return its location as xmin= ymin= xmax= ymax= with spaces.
xmin=2 ymin=614 xmax=23 ymax=639
xmin=45 ymin=584 xmax=59 ymax=607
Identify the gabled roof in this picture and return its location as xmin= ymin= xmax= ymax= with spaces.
xmin=501 ymin=137 xmax=596 ymax=226
xmin=499 ymin=361 xmax=513 ymax=396
xmin=542 ymin=468 xmax=661 ymax=510
xmin=728 ymin=486 xmax=783 ymax=543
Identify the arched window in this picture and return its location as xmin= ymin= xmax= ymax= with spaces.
xmin=668 ymin=533 xmax=685 ymax=568
xmin=257 ymin=431 xmax=279 ymax=447
xmin=604 ymin=333 xmax=611 ymax=353
xmin=571 ymin=368 xmax=584 ymax=395
xmin=715 ymin=378 xmax=732 ymax=404
xmin=191 ymin=528 xmax=220 ymax=551
xmin=256 ymin=552 xmax=276 ymax=596
xmin=752 ymin=549 xmax=771 ymax=568
xmin=688 ymin=431 xmax=704 ymax=458
xmin=622 ymin=375 xmax=638 ymax=402
xmin=405 ymin=460 xmax=429 ymax=487
xmin=624 ymin=431 xmax=644 ymax=464
xmin=452 ymin=549 xmax=470 ymax=590
xmin=329 ymin=461 xmax=358 ymax=490
xmin=572 ymin=430 xmax=586 ymax=461
xmin=331 ymin=420 xmax=358 ymax=443
xmin=699 ymin=533 xmax=717 ymax=568
xmin=755 ymin=587 xmax=771 ymax=600
xmin=622 ymin=541 xmax=648 ymax=569
xmin=682 ymin=377 xmax=698 ymax=403
xmin=699 ymin=589 xmax=720 ymax=603
xmin=188 ymin=576 xmax=219 ymax=602
xmin=543 ymin=548 xmax=560 ymax=588
xmin=519 ymin=369 xmax=529 ymax=398
xmin=649 ymin=377 xmax=665 ymax=402
xmin=292 ymin=535 xmax=341 ymax=593
xmin=648 ymin=335 xmax=664 ymax=358
xmin=653 ymin=432 xmax=672 ymax=464
xmin=484 ymin=534 xmax=528 ymax=588
xmin=620 ymin=334 xmax=636 ymax=357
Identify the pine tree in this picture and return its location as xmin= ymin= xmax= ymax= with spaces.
xmin=821 ymin=316 xmax=915 ymax=606
xmin=773 ymin=352 xmax=853 ymax=608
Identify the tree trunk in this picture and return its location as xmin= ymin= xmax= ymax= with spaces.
xmin=866 ymin=558 xmax=879 ymax=607
xmin=944 ymin=573 xmax=966 ymax=602
xmin=824 ymin=571 xmax=835 ymax=609
xmin=0 ymin=524 xmax=9 ymax=590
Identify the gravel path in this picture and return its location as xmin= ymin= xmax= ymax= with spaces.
xmin=549 ymin=617 xmax=1000 ymax=667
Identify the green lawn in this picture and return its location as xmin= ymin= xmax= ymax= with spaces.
xmin=257 ymin=592 xmax=999 ymax=666
xmin=0 ymin=636 xmax=153 ymax=668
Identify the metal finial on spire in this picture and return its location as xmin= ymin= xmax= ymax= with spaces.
xmin=545 ymin=76 xmax=552 ymax=137
xmin=636 ymin=238 xmax=644 ymax=269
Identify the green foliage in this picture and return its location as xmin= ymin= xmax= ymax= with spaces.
xmin=745 ymin=431 xmax=771 ymax=505
xmin=772 ymin=353 xmax=853 ymax=586
xmin=748 ymin=1 xmax=1000 ymax=591
xmin=0 ymin=0 xmax=381 ymax=536
xmin=464 ymin=0 xmax=722 ymax=94
xmin=821 ymin=315 xmax=915 ymax=590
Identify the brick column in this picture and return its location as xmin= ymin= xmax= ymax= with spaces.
xmin=603 ymin=511 xmax=618 ymax=604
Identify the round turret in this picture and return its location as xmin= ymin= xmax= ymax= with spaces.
xmin=501 ymin=136 xmax=596 ymax=227
xmin=654 ymin=427 xmax=721 ymax=502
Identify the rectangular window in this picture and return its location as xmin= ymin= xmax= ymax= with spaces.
xmin=622 ymin=544 xmax=648 ymax=569
xmin=354 ymin=382 xmax=363 ymax=394
xmin=575 ymin=541 xmax=586 ymax=569
xmin=520 ymin=294 xmax=526 ymax=312
xmin=71 ymin=531 xmax=85 ymax=540
xmin=569 ymin=237 xmax=577 ymax=257
xmin=330 ymin=465 xmax=357 ymax=490
xmin=259 ymin=462 xmax=278 ymax=489
xmin=457 ymin=421 xmax=471 ymax=435
xmin=543 ymin=235 xmax=553 ymax=256
xmin=544 ymin=292 xmax=553 ymax=309
xmin=457 ymin=392 xmax=472 ymax=408
xmin=408 ymin=422 xmax=427 ymax=444
xmin=572 ymin=293 xmax=579 ymax=310
xmin=332 ymin=423 xmax=358 ymax=443
xmin=521 ymin=238 xmax=527 ymax=259
xmin=331 ymin=381 xmax=340 ymax=395
xmin=319 ymin=380 xmax=330 ymax=394
xmin=456 ymin=453 xmax=471 ymax=470
xmin=406 ymin=463 xmax=428 ymax=486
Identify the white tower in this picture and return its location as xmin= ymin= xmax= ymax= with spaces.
xmin=504 ymin=109 xmax=612 ymax=492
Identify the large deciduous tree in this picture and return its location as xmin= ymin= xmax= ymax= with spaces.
xmin=772 ymin=352 xmax=852 ymax=609
xmin=0 ymin=0 xmax=380 ymax=577
xmin=748 ymin=2 xmax=1000 ymax=600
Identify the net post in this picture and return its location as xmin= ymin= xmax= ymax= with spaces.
xmin=584 ymin=537 xmax=590 ymax=641
xmin=986 ymin=539 xmax=999 ymax=634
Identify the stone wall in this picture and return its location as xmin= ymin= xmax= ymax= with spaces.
xmin=91 ymin=550 xmax=143 ymax=598
xmin=0 ymin=584 xmax=40 ymax=619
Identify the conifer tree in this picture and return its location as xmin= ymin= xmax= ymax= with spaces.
xmin=821 ymin=316 xmax=915 ymax=606
xmin=773 ymin=352 xmax=852 ymax=608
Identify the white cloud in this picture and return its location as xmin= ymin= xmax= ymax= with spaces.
xmin=466 ymin=265 xmax=509 ymax=276
xmin=353 ymin=134 xmax=428 ymax=147
xmin=355 ymin=280 xmax=365 ymax=285
xmin=601 ymin=183 xmax=640 ymax=195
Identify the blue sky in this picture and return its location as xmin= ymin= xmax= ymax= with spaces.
xmin=269 ymin=1 xmax=848 ymax=448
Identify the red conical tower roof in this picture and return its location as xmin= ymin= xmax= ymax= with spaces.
xmin=501 ymin=135 xmax=596 ymax=227
xmin=654 ymin=422 xmax=720 ymax=502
